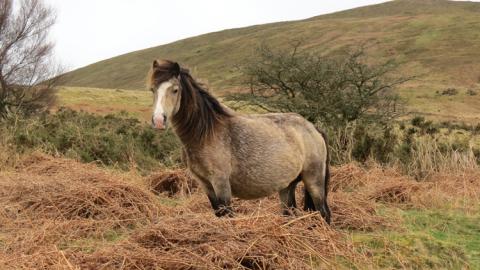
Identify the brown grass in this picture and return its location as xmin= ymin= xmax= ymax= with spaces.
xmin=367 ymin=181 xmax=423 ymax=205
xmin=147 ymin=169 xmax=198 ymax=197
xmin=0 ymin=154 xmax=478 ymax=269
xmin=329 ymin=163 xmax=368 ymax=192
xmin=70 ymin=213 xmax=351 ymax=269
xmin=330 ymin=192 xmax=392 ymax=231
xmin=2 ymin=154 xmax=160 ymax=225
xmin=410 ymin=170 xmax=480 ymax=211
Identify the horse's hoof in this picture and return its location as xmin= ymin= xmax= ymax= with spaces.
xmin=282 ymin=208 xmax=300 ymax=217
xmin=214 ymin=207 xmax=234 ymax=218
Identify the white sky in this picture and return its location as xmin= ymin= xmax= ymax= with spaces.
xmin=44 ymin=0 xmax=398 ymax=71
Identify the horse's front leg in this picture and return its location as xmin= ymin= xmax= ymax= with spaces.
xmin=199 ymin=181 xmax=221 ymax=213
xmin=210 ymin=176 xmax=233 ymax=217
xmin=193 ymin=172 xmax=233 ymax=217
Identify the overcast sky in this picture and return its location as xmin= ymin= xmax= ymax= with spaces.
xmin=44 ymin=0 xmax=398 ymax=71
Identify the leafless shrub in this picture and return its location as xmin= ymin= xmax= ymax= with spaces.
xmin=0 ymin=0 xmax=62 ymax=118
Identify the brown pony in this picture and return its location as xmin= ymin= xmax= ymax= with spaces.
xmin=147 ymin=60 xmax=331 ymax=223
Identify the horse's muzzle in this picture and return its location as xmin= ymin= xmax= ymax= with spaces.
xmin=152 ymin=114 xmax=167 ymax=130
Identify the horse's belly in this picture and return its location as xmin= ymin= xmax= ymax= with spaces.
xmin=227 ymin=116 xmax=307 ymax=199
xmin=229 ymin=164 xmax=301 ymax=199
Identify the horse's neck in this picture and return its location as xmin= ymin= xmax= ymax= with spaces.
xmin=172 ymin=124 xmax=207 ymax=150
xmin=177 ymin=137 xmax=209 ymax=163
xmin=173 ymin=118 xmax=229 ymax=152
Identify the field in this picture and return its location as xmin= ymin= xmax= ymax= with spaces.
xmin=400 ymin=81 xmax=480 ymax=123
xmin=2 ymin=0 xmax=480 ymax=268
xmin=10 ymin=43 xmax=480 ymax=270
xmin=56 ymin=85 xmax=480 ymax=123
xmin=0 ymin=152 xmax=479 ymax=269
xmin=55 ymin=87 xmax=152 ymax=121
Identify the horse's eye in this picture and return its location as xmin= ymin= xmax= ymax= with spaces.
xmin=173 ymin=89 xmax=178 ymax=94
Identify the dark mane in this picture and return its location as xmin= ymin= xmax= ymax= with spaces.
xmin=174 ymin=71 xmax=232 ymax=146
xmin=148 ymin=60 xmax=231 ymax=146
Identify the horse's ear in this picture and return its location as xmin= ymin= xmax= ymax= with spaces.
xmin=152 ymin=59 xmax=160 ymax=69
xmin=172 ymin=62 xmax=180 ymax=76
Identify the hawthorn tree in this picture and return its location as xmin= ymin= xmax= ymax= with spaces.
xmin=230 ymin=42 xmax=411 ymax=126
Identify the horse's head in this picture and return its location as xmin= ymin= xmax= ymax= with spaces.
xmin=148 ymin=59 xmax=182 ymax=130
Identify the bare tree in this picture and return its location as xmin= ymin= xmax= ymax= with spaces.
xmin=0 ymin=0 xmax=61 ymax=118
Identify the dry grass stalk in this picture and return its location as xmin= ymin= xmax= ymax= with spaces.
xmin=0 ymin=154 xmax=366 ymax=269
xmin=329 ymin=192 xmax=393 ymax=231
xmin=68 ymin=213 xmax=350 ymax=270
xmin=411 ymin=170 xmax=480 ymax=210
xmin=367 ymin=181 xmax=423 ymax=205
xmin=407 ymin=138 xmax=479 ymax=179
xmin=0 ymin=153 xmax=479 ymax=269
xmin=1 ymin=153 xmax=161 ymax=226
xmin=330 ymin=163 xmax=368 ymax=192
xmin=146 ymin=169 xmax=198 ymax=197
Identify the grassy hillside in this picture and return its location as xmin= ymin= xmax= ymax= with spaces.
xmin=60 ymin=0 xmax=480 ymax=122
xmin=62 ymin=0 xmax=480 ymax=90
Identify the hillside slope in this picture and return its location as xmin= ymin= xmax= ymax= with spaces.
xmin=61 ymin=0 xmax=480 ymax=121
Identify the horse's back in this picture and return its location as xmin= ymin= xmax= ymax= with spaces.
xmin=240 ymin=112 xmax=325 ymax=150
xmin=251 ymin=112 xmax=327 ymax=164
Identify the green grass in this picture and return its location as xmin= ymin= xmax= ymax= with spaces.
xmin=56 ymin=86 xmax=152 ymax=120
xmin=55 ymin=86 xmax=239 ymax=121
xmin=405 ymin=209 xmax=480 ymax=268
xmin=351 ymin=208 xmax=480 ymax=269
xmin=5 ymin=108 xmax=182 ymax=171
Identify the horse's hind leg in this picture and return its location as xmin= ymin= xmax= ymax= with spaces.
xmin=302 ymin=164 xmax=331 ymax=224
xmin=279 ymin=176 xmax=301 ymax=215
xmin=303 ymin=188 xmax=315 ymax=211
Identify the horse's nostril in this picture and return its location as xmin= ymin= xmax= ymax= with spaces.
xmin=163 ymin=114 xmax=167 ymax=123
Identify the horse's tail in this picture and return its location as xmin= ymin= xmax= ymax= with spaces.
xmin=316 ymin=127 xmax=331 ymax=223
xmin=315 ymin=127 xmax=330 ymax=197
